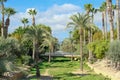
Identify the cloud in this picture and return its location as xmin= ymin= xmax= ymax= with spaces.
xmin=44 ymin=4 xmax=81 ymax=15
xmin=9 ymin=4 xmax=81 ymax=41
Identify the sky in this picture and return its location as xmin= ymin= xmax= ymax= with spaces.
xmin=3 ymin=0 xmax=116 ymax=42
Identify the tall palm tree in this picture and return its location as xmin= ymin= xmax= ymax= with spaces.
xmin=84 ymin=4 xmax=93 ymax=15
xmin=116 ymin=0 xmax=120 ymax=40
xmin=99 ymin=3 xmax=106 ymax=40
xmin=84 ymin=4 xmax=93 ymax=63
xmin=28 ymin=9 xmax=37 ymax=26
xmin=102 ymin=2 xmax=108 ymax=40
xmin=84 ymin=4 xmax=93 ymax=45
xmin=91 ymin=8 xmax=97 ymax=23
xmin=106 ymin=0 xmax=114 ymax=42
xmin=0 ymin=0 xmax=7 ymax=37
xmin=21 ymin=18 xmax=29 ymax=28
xmin=4 ymin=8 xmax=16 ymax=38
xmin=24 ymin=25 xmax=48 ymax=77
xmin=90 ymin=8 xmax=97 ymax=42
xmin=67 ymin=13 xmax=90 ymax=72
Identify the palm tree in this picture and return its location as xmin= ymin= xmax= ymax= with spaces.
xmin=28 ymin=9 xmax=37 ymax=26
xmin=24 ymin=25 xmax=47 ymax=77
xmin=11 ymin=27 xmax=25 ymax=42
xmin=84 ymin=4 xmax=93 ymax=63
xmin=67 ymin=13 xmax=90 ymax=72
xmin=69 ymin=31 xmax=74 ymax=61
xmin=106 ymin=0 xmax=114 ymax=42
xmin=91 ymin=8 xmax=97 ymax=23
xmin=102 ymin=2 xmax=108 ymax=40
xmin=99 ymin=3 xmax=106 ymax=40
xmin=42 ymin=35 xmax=55 ymax=63
xmin=116 ymin=0 xmax=120 ymax=40
xmin=90 ymin=8 xmax=97 ymax=42
xmin=83 ymin=4 xmax=92 ymax=45
xmin=21 ymin=18 xmax=29 ymax=28
xmin=4 ymin=8 xmax=16 ymax=38
xmin=84 ymin=4 xmax=93 ymax=15
xmin=0 ymin=0 xmax=7 ymax=37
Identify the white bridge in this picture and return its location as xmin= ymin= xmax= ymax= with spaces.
xmin=41 ymin=51 xmax=80 ymax=58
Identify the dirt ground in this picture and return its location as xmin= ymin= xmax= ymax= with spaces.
xmin=87 ymin=60 xmax=120 ymax=80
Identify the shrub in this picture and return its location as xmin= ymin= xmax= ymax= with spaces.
xmin=0 ymin=37 xmax=19 ymax=75
xmin=106 ymin=40 xmax=120 ymax=62
xmin=87 ymin=40 xmax=109 ymax=59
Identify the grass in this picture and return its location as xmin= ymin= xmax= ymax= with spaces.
xmin=26 ymin=57 xmax=110 ymax=80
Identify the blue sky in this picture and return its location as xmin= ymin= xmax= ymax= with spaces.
xmin=4 ymin=0 xmax=116 ymax=42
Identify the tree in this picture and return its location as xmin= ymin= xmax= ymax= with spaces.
xmin=116 ymin=0 xmax=120 ymax=40
xmin=84 ymin=4 xmax=93 ymax=15
xmin=106 ymin=0 xmax=114 ymax=42
xmin=42 ymin=35 xmax=55 ymax=62
xmin=0 ymin=0 xmax=7 ymax=37
xmin=21 ymin=18 xmax=29 ymax=28
xmin=84 ymin=4 xmax=93 ymax=44
xmin=28 ymin=9 xmax=37 ymax=26
xmin=67 ymin=13 xmax=90 ymax=72
xmin=4 ymin=8 xmax=16 ymax=38
xmin=90 ymin=8 xmax=97 ymax=42
xmin=99 ymin=2 xmax=107 ymax=40
xmin=11 ymin=27 xmax=26 ymax=42
xmin=24 ymin=25 xmax=48 ymax=77
xmin=91 ymin=8 xmax=97 ymax=23
xmin=0 ymin=37 xmax=19 ymax=75
xmin=107 ymin=40 xmax=120 ymax=70
xmin=84 ymin=4 xmax=93 ymax=63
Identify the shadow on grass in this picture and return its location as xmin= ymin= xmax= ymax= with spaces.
xmin=65 ymin=72 xmax=90 ymax=77
xmin=23 ymin=75 xmax=54 ymax=80
xmin=51 ymin=73 xmax=90 ymax=79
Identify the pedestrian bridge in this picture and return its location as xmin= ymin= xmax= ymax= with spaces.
xmin=41 ymin=51 xmax=80 ymax=58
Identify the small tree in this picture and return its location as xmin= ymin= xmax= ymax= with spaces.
xmin=21 ymin=18 xmax=29 ymax=28
xmin=0 ymin=37 xmax=19 ymax=74
xmin=107 ymin=41 xmax=120 ymax=69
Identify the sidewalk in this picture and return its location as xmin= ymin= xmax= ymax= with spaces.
xmin=87 ymin=60 xmax=120 ymax=80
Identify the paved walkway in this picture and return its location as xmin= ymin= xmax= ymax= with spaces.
xmin=87 ymin=60 xmax=120 ymax=80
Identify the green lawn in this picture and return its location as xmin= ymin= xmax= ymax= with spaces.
xmin=27 ymin=57 xmax=110 ymax=80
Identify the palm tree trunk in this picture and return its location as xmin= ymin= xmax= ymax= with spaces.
xmin=32 ymin=16 xmax=35 ymax=26
xmin=4 ymin=26 xmax=7 ymax=38
xmin=36 ymin=65 xmax=40 ymax=77
xmin=24 ymin=23 xmax=26 ymax=28
xmin=35 ymin=41 xmax=40 ymax=77
xmin=71 ymin=44 xmax=73 ymax=62
xmin=79 ymin=27 xmax=83 ymax=72
xmin=88 ymin=30 xmax=92 ymax=63
xmin=90 ymin=29 xmax=93 ymax=42
xmin=107 ymin=0 xmax=114 ymax=42
xmin=102 ymin=12 xmax=105 ymax=40
xmin=105 ymin=10 xmax=108 ymax=40
xmin=32 ymin=40 xmax=35 ymax=60
xmin=116 ymin=0 xmax=120 ymax=40
xmin=5 ymin=17 xmax=10 ymax=38
xmin=1 ymin=1 xmax=5 ymax=37
xmin=48 ymin=50 xmax=51 ymax=62
xmin=84 ymin=29 xmax=86 ymax=45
